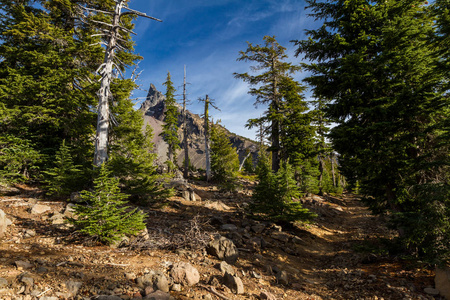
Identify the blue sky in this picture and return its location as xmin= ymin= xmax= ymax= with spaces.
xmin=128 ymin=0 xmax=315 ymax=140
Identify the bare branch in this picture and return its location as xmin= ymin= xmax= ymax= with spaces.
xmin=122 ymin=6 xmax=163 ymax=22
xmin=78 ymin=5 xmax=113 ymax=16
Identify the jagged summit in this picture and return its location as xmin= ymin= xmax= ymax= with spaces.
xmin=140 ymin=83 xmax=258 ymax=169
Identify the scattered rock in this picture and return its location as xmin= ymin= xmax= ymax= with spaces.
xmin=20 ymin=276 xmax=34 ymax=293
xmin=223 ymin=272 xmax=244 ymax=294
xmin=206 ymin=235 xmax=239 ymax=264
xmin=0 ymin=209 xmax=6 ymax=237
xmin=435 ymin=266 xmax=450 ymax=300
xmin=204 ymin=200 xmax=231 ymax=211
xmin=221 ymin=224 xmax=238 ymax=231
xmin=137 ymin=270 xmax=170 ymax=293
xmin=165 ymin=179 xmax=189 ymax=191
xmin=144 ymin=290 xmax=175 ymax=300
xmin=171 ymin=261 xmax=200 ymax=286
xmin=36 ymin=266 xmax=48 ymax=274
xmin=70 ymin=192 xmax=82 ymax=203
xmin=424 ymin=287 xmax=440 ymax=296
xmin=23 ymin=229 xmax=36 ymax=238
xmin=276 ymin=270 xmax=289 ymax=285
xmin=0 ymin=278 xmax=8 ymax=288
xmin=171 ymin=283 xmax=182 ymax=292
xmin=271 ymin=232 xmax=290 ymax=243
xmin=291 ymin=236 xmax=304 ymax=245
xmin=30 ymin=203 xmax=51 ymax=214
xmin=64 ymin=203 xmax=77 ymax=217
xmin=66 ymin=280 xmax=82 ymax=297
xmin=96 ymin=296 xmax=123 ymax=300
xmin=50 ymin=213 xmax=65 ymax=225
xmin=217 ymin=261 xmax=235 ymax=275
xmin=15 ymin=260 xmax=33 ymax=270
xmin=251 ymin=223 xmax=266 ymax=234
xmin=260 ymin=291 xmax=277 ymax=300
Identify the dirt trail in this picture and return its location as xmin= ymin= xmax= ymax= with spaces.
xmin=0 ymin=184 xmax=437 ymax=300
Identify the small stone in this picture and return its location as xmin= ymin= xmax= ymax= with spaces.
xmin=271 ymin=232 xmax=290 ymax=243
xmin=15 ymin=260 xmax=33 ymax=270
xmin=251 ymin=223 xmax=266 ymax=234
xmin=221 ymin=224 xmax=238 ymax=231
xmin=260 ymin=291 xmax=277 ymax=300
xmin=435 ymin=266 xmax=450 ymax=300
xmin=171 ymin=283 xmax=182 ymax=292
xmin=0 ymin=209 xmax=7 ymax=238
xmin=36 ymin=266 xmax=48 ymax=274
xmin=23 ymin=229 xmax=36 ymax=238
xmin=223 ymin=272 xmax=244 ymax=294
xmin=66 ymin=280 xmax=83 ymax=297
xmin=276 ymin=270 xmax=289 ymax=285
xmin=423 ymin=287 xmax=440 ymax=296
xmin=125 ymin=272 xmax=136 ymax=280
xmin=144 ymin=290 xmax=174 ymax=300
xmin=217 ymin=261 xmax=234 ymax=276
xmin=0 ymin=278 xmax=8 ymax=288
xmin=203 ymin=294 xmax=213 ymax=300
xmin=30 ymin=204 xmax=51 ymax=214
xmin=206 ymin=236 xmax=239 ymax=264
xmin=171 ymin=261 xmax=200 ymax=286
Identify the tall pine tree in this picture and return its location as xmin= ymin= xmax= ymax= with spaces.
xmin=235 ymin=36 xmax=300 ymax=172
xmin=160 ymin=72 xmax=180 ymax=173
xmin=295 ymin=0 xmax=449 ymax=262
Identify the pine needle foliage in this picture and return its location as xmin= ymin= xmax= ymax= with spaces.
xmin=210 ymin=122 xmax=240 ymax=191
xmin=250 ymin=151 xmax=316 ymax=222
xmin=70 ymin=164 xmax=147 ymax=245
xmin=42 ymin=140 xmax=83 ymax=197
xmin=160 ymin=72 xmax=180 ymax=173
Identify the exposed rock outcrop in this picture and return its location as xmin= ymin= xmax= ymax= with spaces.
xmin=140 ymin=84 xmax=258 ymax=169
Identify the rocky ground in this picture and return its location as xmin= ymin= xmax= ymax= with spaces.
xmin=0 ymin=179 xmax=443 ymax=300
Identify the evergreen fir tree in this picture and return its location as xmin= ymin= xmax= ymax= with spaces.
xmin=250 ymin=151 xmax=315 ymax=222
xmin=42 ymin=140 xmax=83 ymax=197
xmin=70 ymin=164 xmax=147 ymax=245
xmin=295 ymin=0 xmax=449 ymax=262
xmin=235 ymin=36 xmax=300 ymax=172
xmin=160 ymin=72 xmax=180 ymax=173
xmin=210 ymin=122 xmax=240 ymax=191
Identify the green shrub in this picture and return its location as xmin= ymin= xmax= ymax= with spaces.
xmin=70 ymin=164 xmax=147 ymax=245
xmin=42 ymin=140 xmax=84 ymax=197
xmin=250 ymin=153 xmax=316 ymax=222
xmin=0 ymin=135 xmax=42 ymax=183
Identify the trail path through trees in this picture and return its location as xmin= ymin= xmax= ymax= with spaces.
xmin=0 ymin=183 xmax=437 ymax=299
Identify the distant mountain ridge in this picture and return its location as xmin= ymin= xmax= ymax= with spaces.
xmin=140 ymin=84 xmax=258 ymax=170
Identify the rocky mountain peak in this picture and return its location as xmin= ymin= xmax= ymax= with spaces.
xmin=139 ymin=84 xmax=166 ymax=120
xmin=140 ymin=83 xmax=258 ymax=169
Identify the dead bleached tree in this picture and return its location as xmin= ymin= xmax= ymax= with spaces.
xmin=182 ymin=65 xmax=190 ymax=178
xmin=199 ymin=95 xmax=219 ymax=181
xmin=79 ymin=1 xmax=161 ymax=167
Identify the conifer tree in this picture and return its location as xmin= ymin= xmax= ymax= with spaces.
xmin=235 ymin=36 xmax=300 ymax=172
xmin=210 ymin=122 xmax=240 ymax=191
xmin=160 ymin=72 xmax=180 ymax=173
xmin=250 ymin=154 xmax=316 ymax=223
xmin=43 ymin=140 xmax=82 ymax=197
xmin=295 ymin=0 xmax=449 ymax=261
xmin=70 ymin=164 xmax=147 ymax=245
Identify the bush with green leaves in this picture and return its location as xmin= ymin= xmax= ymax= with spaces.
xmin=250 ymin=152 xmax=316 ymax=222
xmin=70 ymin=164 xmax=147 ymax=245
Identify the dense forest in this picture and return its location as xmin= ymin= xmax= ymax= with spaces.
xmin=0 ymin=0 xmax=449 ymax=280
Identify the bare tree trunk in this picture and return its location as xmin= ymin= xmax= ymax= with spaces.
xmin=331 ymin=152 xmax=336 ymax=187
xmin=239 ymin=151 xmax=252 ymax=172
xmin=204 ymin=95 xmax=211 ymax=181
xmin=93 ymin=1 xmax=123 ymax=167
xmin=183 ymin=65 xmax=189 ymax=178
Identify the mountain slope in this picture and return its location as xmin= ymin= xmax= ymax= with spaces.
xmin=140 ymin=84 xmax=258 ymax=170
